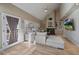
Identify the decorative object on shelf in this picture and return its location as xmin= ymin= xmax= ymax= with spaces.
xmin=48 ymin=22 xmax=53 ymax=27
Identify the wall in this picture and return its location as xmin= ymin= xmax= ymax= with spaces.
xmin=60 ymin=3 xmax=74 ymax=18
xmin=0 ymin=14 xmax=2 ymax=48
xmin=0 ymin=3 xmax=40 ymax=49
xmin=63 ymin=8 xmax=79 ymax=47
xmin=40 ymin=19 xmax=46 ymax=30
xmin=0 ymin=3 xmax=40 ymax=23
xmin=54 ymin=8 xmax=63 ymax=35
xmin=60 ymin=3 xmax=79 ymax=47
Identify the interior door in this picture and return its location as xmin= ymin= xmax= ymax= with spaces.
xmin=6 ymin=16 xmax=19 ymax=44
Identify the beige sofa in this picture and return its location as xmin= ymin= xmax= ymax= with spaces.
xmin=35 ymin=32 xmax=64 ymax=49
xmin=35 ymin=32 xmax=47 ymax=45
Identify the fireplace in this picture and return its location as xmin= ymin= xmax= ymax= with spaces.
xmin=47 ymin=28 xmax=55 ymax=35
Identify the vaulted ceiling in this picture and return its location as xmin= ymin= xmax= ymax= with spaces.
xmin=12 ymin=3 xmax=60 ymax=20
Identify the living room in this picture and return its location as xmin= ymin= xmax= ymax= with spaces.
xmin=0 ymin=3 xmax=79 ymax=55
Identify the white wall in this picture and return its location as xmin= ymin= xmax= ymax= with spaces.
xmin=0 ymin=14 xmax=2 ymax=48
xmin=17 ymin=19 xmax=24 ymax=42
xmin=60 ymin=3 xmax=74 ymax=18
xmin=63 ymin=7 xmax=79 ymax=47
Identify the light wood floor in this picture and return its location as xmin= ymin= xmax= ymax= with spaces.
xmin=64 ymin=39 xmax=79 ymax=55
xmin=0 ymin=37 xmax=79 ymax=55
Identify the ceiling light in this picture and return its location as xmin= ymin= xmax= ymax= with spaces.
xmin=44 ymin=9 xmax=48 ymax=13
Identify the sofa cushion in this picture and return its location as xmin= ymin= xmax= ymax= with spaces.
xmin=46 ymin=36 xmax=64 ymax=49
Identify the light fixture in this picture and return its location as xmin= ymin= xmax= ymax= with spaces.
xmin=44 ymin=9 xmax=48 ymax=13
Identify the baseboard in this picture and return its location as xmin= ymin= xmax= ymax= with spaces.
xmin=63 ymin=36 xmax=79 ymax=47
xmin=70 ymin=39 xmax=79 ymax=47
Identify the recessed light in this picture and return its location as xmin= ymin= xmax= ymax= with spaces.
xmin=44 ymin=9 xmax=48 ymax=13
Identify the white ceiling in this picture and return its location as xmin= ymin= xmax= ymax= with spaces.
xmin=12 ymin=3 xmax=60 ymax=20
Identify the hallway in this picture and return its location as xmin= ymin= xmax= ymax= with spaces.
xmin=0 ymin=37 xmax=79 ymax=55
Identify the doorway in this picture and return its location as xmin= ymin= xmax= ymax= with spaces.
xmin=6 ymin=16 xmax=19 ymax=44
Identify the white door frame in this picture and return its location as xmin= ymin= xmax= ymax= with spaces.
xmin=0 ymin=13 xmax=23 ymax=51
